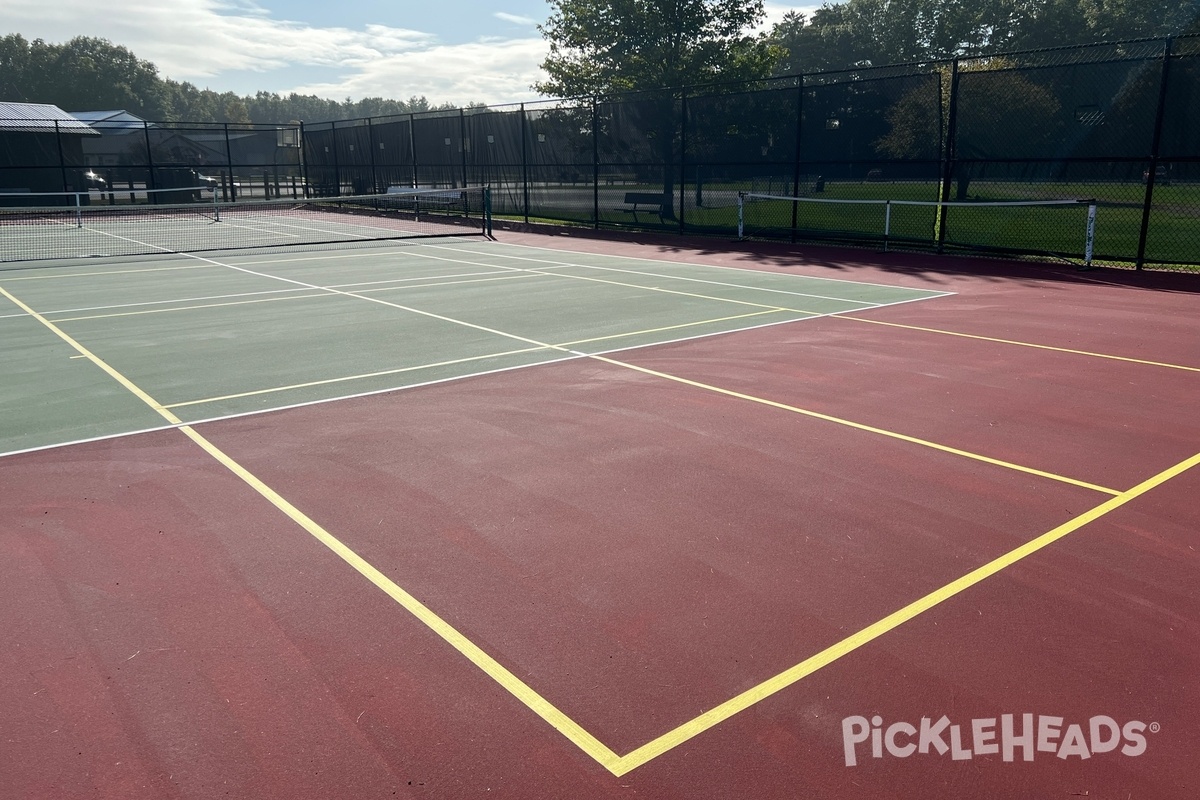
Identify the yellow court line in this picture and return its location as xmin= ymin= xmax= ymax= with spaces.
xmin=557 ymin=308 xmax=789 ymax=347
xmin=607 ymin=447 xmax=1200 ymax=775
xmin=591 ymin=355 xmax=1121 ymax=496
xmin=402 ymin=249 xmax=834 ymax=316
xmin=839 ymin=316 xmax=1200 ymax=373
xmin=0 ymin=282 xmax=624 ymax=774
xmin=162 ymin=345 xmax=553 ymax=409
xmin=5 ymin=279 xmax=1192 ymax=778
xmin=431 ymin=243 xmax=912 ymax=307
xmin=0 ymin=287 xmax=182 ymax=421
xmin=163 ymin=309 xmax=788 ymax=410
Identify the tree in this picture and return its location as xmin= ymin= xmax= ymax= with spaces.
xmin=874 ymin=57 xmax=1063 ymax=198
xmin=536 ymin=0 xmax=777 ymax=97
xmin=769 ymin=0 xmax=1026 ymax=74
xmin=0 ymin=34 xmax=34 ymax=101
xmin=0 ymin=34 xmax=459 ymax=125
xmin=536 ymin=0 xmax=779 ymax=218
xmin=771 ymin=0 xmax=1200 ymax=75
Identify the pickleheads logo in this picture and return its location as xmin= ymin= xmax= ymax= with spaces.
xmin=841 ymin=714 xmax=1158 ymax=767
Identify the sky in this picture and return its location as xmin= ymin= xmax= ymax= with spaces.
xmin=2 ymin=0 xmax=820 ymax=107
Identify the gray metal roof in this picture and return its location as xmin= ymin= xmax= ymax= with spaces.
xmin=68 ymin=110 xmax=148 ymax=131
xmin=0 ymin=102 xmax=100 ymax=134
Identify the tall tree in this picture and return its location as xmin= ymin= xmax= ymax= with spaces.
xmin=769 ymin=0 xmax=1024 ymax=74
xmin=536 ymin=0 xmax=779 ymax=218
xmin=536 ymin=0 xmax=777 ymax=97
xmin=771 ymin=0 xmax=1200 ymax=75
xmin=0 ymin=34 xmax=35 ymax=102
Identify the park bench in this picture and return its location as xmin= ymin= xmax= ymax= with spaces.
xmin=617 ymin=192 xmax=668 ymax=223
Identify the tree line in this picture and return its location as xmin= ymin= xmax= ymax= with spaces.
xmin=766 ymin=0 xmax=1200 ymax=76
xmin=0 ymin=34 xmax=454 ymax=124
xmin=538 ymin=0 xmax=1200 ymax=99
xmin=3 ymin=1 xmax=1199 ymax=127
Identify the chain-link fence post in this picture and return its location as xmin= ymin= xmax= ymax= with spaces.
xmin=1136 ymin=38 xmax=1174 ymax=270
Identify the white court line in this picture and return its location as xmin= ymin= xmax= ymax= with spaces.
xmin=429 ymin=243 xmax=910 ymax=306
xmin=163 ymin=344 xmax=554 ymax=408
xmin=0 ymin=263 xmax=219 ymax=282
xmin=32 ymin=268 xmax=518 ymax=319
xmin=53 ymin=273 xmax=544 ymax=323
xmin=2 ymin=233 xmax=948 ymax=461
xmin=163 ymin=307 xmax=789 ymax=410
xmin=481 ymin=239 xmax=958 ymax=295
xmin=0 ymin=305 xmax=823 ymax=461
xmin=0 ymin=286 xmax=943 ymax=464
xmin=356 ymin=246 xmax=908 ymax=316
xmin=209 ymin=218 xmax=305 ymax=240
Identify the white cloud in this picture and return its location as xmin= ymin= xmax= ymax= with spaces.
xmin=760 ymin=3 xmax=824 ymax=31
xmin=1 ymin=0 xmax=551 ymax=105
xmin=4 ymin=0 xmax=437 ymax=78
xmin=494 ymin=12 xmax=538 ymax=26
xmin=295 ymin=38 xmax=550 ymax=107
xmin=1 ymin=0 xmax=820 ymax=109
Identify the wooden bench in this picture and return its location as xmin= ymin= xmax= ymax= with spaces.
xmin=617 ymin=192 xmax=668 ymax=222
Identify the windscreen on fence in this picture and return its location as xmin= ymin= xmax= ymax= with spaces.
xmin=5 ymin=36 xmax=1200 ymax=270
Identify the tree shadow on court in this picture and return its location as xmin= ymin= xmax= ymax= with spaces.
xmin=493 ymin=222 xmax=1200 ymax=295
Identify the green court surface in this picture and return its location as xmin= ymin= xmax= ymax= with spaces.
xmin=0 ymin=239 xmax=948 ymax=454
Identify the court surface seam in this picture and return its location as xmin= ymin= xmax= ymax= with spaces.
xmin=3 ymin=280 xmax=1195 ymax=777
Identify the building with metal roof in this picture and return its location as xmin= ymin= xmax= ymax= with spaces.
xmin=0 ymin=102 xmax=100 ymax=134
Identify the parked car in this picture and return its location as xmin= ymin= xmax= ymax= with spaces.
xmin=191 ymin=170 xmax=219 ymax=188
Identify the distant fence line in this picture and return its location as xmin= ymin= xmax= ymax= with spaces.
xmin=3 ymin=35 xmax=1199 ymax=270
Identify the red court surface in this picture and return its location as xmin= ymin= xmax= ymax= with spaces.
xmin=2 ymin=231 xmax=1198 ymax=799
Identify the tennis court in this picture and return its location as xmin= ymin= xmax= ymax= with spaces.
xmin=2 ymin=202 xmax=1198 ymax=799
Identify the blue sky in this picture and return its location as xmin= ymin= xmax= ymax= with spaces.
xmin=3 ymin=1 xmax=817 ymax=107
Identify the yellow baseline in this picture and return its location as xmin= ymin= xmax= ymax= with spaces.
xmin=839 ymin=316 xmax=1200 ymax=373
xmin=592 ymin=355 xmax=1121 ymax=496
xmin=0 ymin=283 xmax=625 ymax=773
xmin=163 ymin=307 xmax=788 ymax=410
xmin=4 ymin=282 xmax=1192 ymax=777
xmin=608 ymin=446 xmax=1200 ymax=775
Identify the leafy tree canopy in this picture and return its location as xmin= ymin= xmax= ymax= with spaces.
xmin=768 ymin=0 xmax=1200 ymax=75
xmin=536 ymin=0 xmax=780 ymax=98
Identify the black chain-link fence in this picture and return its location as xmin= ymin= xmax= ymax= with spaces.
xmin=0 ymin=118 xmax=304 ymax=205
xmin=4 ymin=36 xmax=1200 ymax=270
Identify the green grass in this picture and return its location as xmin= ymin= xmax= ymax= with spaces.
xmin=494 ymin=179 xmax=1200 ymax=268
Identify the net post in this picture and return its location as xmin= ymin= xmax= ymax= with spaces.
xmin=211 ymin=186 xmax=220 ymax=222
xmin=737 ymin=191 xmax=745 ymax=240
xmin=75 ymin=192 xmax=83 ymax=229
xmin=883 ymin=200 xmax=891 ymax=252
xmin=1085 ymin=202 xmax=1097 ymax=267
xmin=484 ymin=186 xmax=493 ymax=237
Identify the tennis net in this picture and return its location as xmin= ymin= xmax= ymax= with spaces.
xmin=0 ymin=187 xmax=492 ymax=263
xmin=737 ymin=192 xmax=1098 ymax=263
